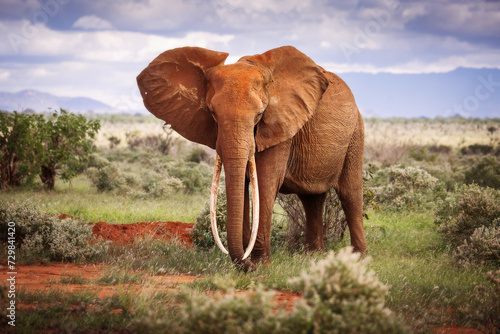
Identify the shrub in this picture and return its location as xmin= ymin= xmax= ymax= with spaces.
xmin=277 ymin=190 xmax=348 ymax=250
xmin=456 ymin=270 xmax=500 ymax=331
xmin=376 ymin=165 xmax=437 ymax=210
xmin=464 ymin=155 xmax=500 ymax=189
xmin=125 ymin=125 xmax=174 ymax=155
xmin=276 ymin=168 xmax=378 ymax=250
xmin=49 ymin=218 xmax=108 ymax=262
xmin=289 ymin=248 xmax=407 ymax=333
xmin=134 ymin=247 xmax=407 ymax=334
xmin=436 ymin=184 xmax=500 ymax=247
xmin=0 ymin=201 xmax=108 ymax=262
xmin=461 ymin=144 xmax=494 ymax=155
xmin=168 ymin=162 xmax=212 ymax=194
xmin=87 ymin=153 xmax=110 ymax=169
xmin=140 ymin=169 xmax=185 ymax=197
xmin=454 ymin=224 xmax=500 ymax=267
xmin=192 ymin=187 xmax=228 ymax=250
xmin=185 ymin=146 xmax=213 ymax=164
xmin=86 ymin=164 xmax=127 ymax=192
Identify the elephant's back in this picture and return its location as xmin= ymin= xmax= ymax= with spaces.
xmin=282 ymin=71 xmax=361 ymax=194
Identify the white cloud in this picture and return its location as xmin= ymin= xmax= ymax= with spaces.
xmin=219 ymin=0 xmax=311 ymax=13
xmin=0 ymin=20 xmax=234 ymax=62
xmin=0 ymin=69 xmax=10 ymax=81
xmin=323 ymin=50 xmax=500 ymax=74
xmin=320 ymin=41 xmax=331 ymax=48
xmin=73 ymin=15 xmax=114 ymax=30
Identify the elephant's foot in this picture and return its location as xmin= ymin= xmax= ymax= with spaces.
xmin=234 ymin=258 xmax=257 ymax=272
xmin=352 ymin=244 xmax=368 ymax=257
xmin=305 ymin=241 xmax=325 ymax=253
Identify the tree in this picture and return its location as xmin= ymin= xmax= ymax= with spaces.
xmin=37 ymin=110 xmax=100 ymax=190
xmin=0 ymin=111 xmax=40 ymax=189
xmin=0 ymin=109 xmax=100 ymax=190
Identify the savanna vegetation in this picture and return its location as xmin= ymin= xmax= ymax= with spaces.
xmin=1 ymin=111 xmax=499 ymax=333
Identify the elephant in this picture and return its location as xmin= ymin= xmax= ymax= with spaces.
xmin=137 ymin=46 xmax=367 ymax=271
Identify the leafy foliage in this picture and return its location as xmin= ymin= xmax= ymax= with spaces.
xmin=464 ymin=155 xmax=500 ymax=189
xmin=0 ymin=110 xmax=100 ymax=190
xmin=456 ymin=270 xmax=500 ymax=332
xmin=192 ymin=187 xmax=228 ymax=249
xmin=125 ymin=125 xmax=174 ymax=155
xmin=168 ymin=161 xmax=212 ymax=194
xmin=0 ymin=201 xmax=108 ymax=263
xmin=454 ymin=224 xmax=500 ymax=267
xmin=36 ymin=110 xmax=100 ymax=190
xmin=376 ymin=165 xmax=437 ymax=210
xmin=435 ymin=184 xmax=500 ymax=247
xmin=0 ymin=111 xmax=41 ymax=188
xmin=277 ymin=168 xmax=379 ymax=250
xmin=134 ymin=248 xmax=407 ymax=334
xmin=86 ymin=159 xmax=204 ymax=198
xmin=289 ymin=248 xmax=407 ymax=333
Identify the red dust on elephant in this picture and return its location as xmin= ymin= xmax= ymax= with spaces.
xmin=137 ymin=46 xmax=367 ymax=271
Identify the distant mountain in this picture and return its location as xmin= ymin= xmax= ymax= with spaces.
xmin=341 ymin=68 xmax=500 ymax=118
xmin=0 ymin=89 xmax=113 ymax=113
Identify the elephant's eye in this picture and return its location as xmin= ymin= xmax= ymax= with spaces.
xmin=255 ymin=111 xmax=264 ymax=124
xmin=211 ymin=111 xmax=217 ymax=122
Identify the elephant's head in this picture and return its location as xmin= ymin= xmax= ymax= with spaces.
xmin=137 ymin=46 xmax=328 ymax=269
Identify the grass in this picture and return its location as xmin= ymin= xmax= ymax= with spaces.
xmin=2 ymin=117 xmax=499 ymax=333
xmin=5 ymin=208 xmax=495 ymax=333
xmin=0 ymin=174 xmax=207 ymax=224
xmin=363 ymin=210 xmax=494 ymax=330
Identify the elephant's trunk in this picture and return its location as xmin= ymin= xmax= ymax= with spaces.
xmin=210 ymin=150 xmax=259 ymax=271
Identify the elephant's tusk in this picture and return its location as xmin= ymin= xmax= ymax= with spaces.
xmin=210 ymin=154 xmax=228 ymax=255
xmin=210 ymin=154 xmax=260 ymax=261
xmin=242 ymin=155 xmax=259 ymax=260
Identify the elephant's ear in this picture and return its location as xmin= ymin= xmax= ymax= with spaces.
xmin=137 ymin=47 xmax=228 ymax=149
xmin=240 ymin=46 xmax=328 ymax=151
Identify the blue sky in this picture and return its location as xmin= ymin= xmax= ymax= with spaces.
xmin=1 ymin=0 xmax=499 ymax=116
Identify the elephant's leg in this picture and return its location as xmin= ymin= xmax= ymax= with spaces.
xmin=299 ymin=192 xmax=327 ymax=251
xmin=336 ymin=117 xmax=367 ymax=253
xmin=251 ymin=141 xmax=291 ymax=264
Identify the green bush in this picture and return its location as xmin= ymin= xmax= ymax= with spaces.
xmin=168 ymin=162 xmax=212 ymax=194
xmin=49 ymin=218 xmax=108 ymax=262
xmin=139 ymin=169 xmax=185 ymax=197
xmin=376 ymin=165 xmax=437 ymax=210
xmin=461 ymin=144 xmax=494 ymax=155
xmin=289 ymin=247 xmax=407 ymax=333
xmin=134 ymin=247 xmax=407 ymax=334
xmin=87 ymin=162 xmax=185 ymax=198
xmin=465 ymin=156 xmax=500 ymax=189
xmin=192 ymin=187 xmax=228 ymax=250
xmin=435 ymin=184 xmax=500 ymax=247
xmin=86 ymin=164 xmax=128 ymax=192
xmin=276 ymin=168 xmax=378 ymax=250
xmin=456 ymin=270 xmax=500 ymax=331
xmin=0 ymin=201 xmax=108 ymax=262
xmin=185 ymin=146 xmax=213 ymax=164
xmin=454 ymin=224 xmax=500 ymax=267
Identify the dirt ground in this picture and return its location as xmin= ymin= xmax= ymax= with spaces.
xmin=0 ymin=220 xmax=299 ymax=313
xmin=0 ymin=220 xmax=483 ymax=333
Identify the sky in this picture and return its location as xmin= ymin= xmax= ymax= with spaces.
xmin=0 ymin=0 xmax=499 ymax=116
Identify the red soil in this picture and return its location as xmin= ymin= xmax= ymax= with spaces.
xmin=91 ymin=220 xmax=195 ymax=246
xmin=1 ymin=219 xmax=486 ymax=333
